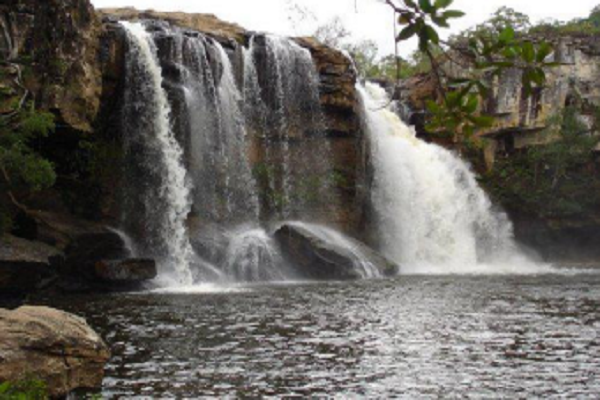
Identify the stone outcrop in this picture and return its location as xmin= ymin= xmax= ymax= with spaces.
xmin=99 ymin=7 xmax=247 ymax=44
xmin=0 ymin=235 xmax=62 ymax=296
xmin=0 ymin=306 xmax=110 ymax=397
xmin=0 ymin=0 xmax=102 ymax=132
xmin=274 ymin=223 xmax=398 ymax=280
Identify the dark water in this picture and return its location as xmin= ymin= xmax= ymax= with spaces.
xmin=34 ymin=274 xmax=600 ymax=398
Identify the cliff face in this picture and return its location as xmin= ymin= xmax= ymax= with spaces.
xmin=1 ymin=0 xmax=102 ymax=132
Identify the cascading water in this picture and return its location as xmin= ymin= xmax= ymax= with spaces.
xmin=243 ymin=35 xmax=335 ymax=220
xmin=120 ymin=22 xmax=194 ymax=285
xmin=360 ymin=82 xmax=553 ymax=274
xmin=118 ymin=21 xmax=343 ymax=285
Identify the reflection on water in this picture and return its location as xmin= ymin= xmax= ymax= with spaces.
xmin=35 ymin=274 xmax=600 ymax=398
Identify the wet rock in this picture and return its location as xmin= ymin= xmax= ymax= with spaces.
xmin=0 ymin=235 xmax=62 ymax=296
xmin=274 ymin=223 xmax=398 ymax=280
xmin=0 ymin=306 xmax=110 ymax=397
xmin=94 ymin=259 xmax=156 ymax=283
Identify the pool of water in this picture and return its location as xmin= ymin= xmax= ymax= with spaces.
xmin=31 ymin=273 xmax=600 ymax=398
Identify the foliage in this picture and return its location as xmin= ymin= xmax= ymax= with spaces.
xmin=482 ymin=107 xmax=600 ymax=217
xmin=451 ymin=6 xmax=531 ymax=41
xmin=0 ymin=103 xmax=57 ymax=192
xmin=0 ymin=379 xmax=48 ymax=400
xmin=384 ymin=1 xmax=557 ymax=141
xmin=314 ymin=16 xmax=351 ymax=49
xmin=530 ymin=4 xmax=600 ymax=35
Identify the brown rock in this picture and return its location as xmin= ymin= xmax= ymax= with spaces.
xmin=0 ymin=306 xmax=110 ymax=397
xmin=94 ymin=259 xmax=156 ymax=283
xmin=0 ymin=235 xmax=62 ymax=296
xmin=99 ymin=7 xmax=247 ymax=43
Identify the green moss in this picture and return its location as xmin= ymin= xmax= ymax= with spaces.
xmin=0 ymin=378 xmax=48 ymax=399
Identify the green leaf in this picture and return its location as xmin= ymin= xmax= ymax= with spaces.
xmin=431 ymin=15 xmax=449 ymax=27
xmin=536 ymin=42 xmax=553 ymax=62
xmin=498 ymin=27 xmax=515 ymax=43
xmin=396 ymin=24 xmax=417 ymax=41
xmin=425 ymin=25 xmax=440 ymax=44
xmin=419 ymin=0 xmax=434 ymax=13
xmin=442 ymin=10 xmax=465 ymax=19
xmin=464 ymin=95 xmax=478 ymax=113
xmin=426 ymin=100 xmax=442 ymax=113
xmin=434 ymin=0 xmax=453 ymax=8
xmin=522 ymin=41 xmax=535 ymax=63
xmin=468 ymin=115 xmax=495 ymax=128
xmin=404 ymin=0 xmax=417 ymax=8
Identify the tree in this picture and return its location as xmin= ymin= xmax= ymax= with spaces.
xmin=314 ymin=16 xmax=352 ymax=49
xmin=383 ymin=0 xmax=556 ymax=141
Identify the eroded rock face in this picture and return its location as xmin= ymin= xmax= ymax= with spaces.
xmin=0 ymin=0 xmax=102 ymax=132
xmin=274 ymin=223 xmax=398 ymax=280
xmin=0 ymin=306 xmax=110 ymax=397
xmin=0 ymin=235 xmax=62 ymax=296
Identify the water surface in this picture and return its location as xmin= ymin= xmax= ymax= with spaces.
xmin=37 ymin=274 xmax=600 ymax=398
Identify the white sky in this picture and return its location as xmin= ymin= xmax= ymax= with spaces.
xmin=91 ymin=0 xmax=600 ymax=57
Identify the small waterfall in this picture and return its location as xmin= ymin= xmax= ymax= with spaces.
xmin=223 ymin=227 xmax=291 ymax=282
xmin=360 ymin=82 xmax=550 ymax=274
xmin=120 ymin=22 xmax=194 ymax=285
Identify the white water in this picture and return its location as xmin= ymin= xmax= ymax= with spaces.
xmin=360 ymin=82 xmax=555 ymax=275
xmin=224 ymin=227 xmax=291 ymax=282
xmin=120 ymin=22 xmax=194 ymax=285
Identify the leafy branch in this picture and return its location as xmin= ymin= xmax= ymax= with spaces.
xmin=384 ymin=0 xmax=559 ymax=141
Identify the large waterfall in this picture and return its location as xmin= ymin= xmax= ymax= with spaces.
xmin=118 ymin=21 xmax=346 ymax=284
xmin=360 ymin=82 xmax=551 ymax=274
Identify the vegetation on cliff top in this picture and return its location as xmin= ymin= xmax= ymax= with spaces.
xmin=482 ymin=107 xmax=600 ymax=218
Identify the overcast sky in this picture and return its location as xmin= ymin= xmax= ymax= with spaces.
xmin=91 ymin=0 xmax=600 ymax=57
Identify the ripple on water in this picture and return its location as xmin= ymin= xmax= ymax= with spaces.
xmin=34 ymin=274 xmax=600 ymax=398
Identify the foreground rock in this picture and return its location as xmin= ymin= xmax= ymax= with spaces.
xmin=274 ymin=223 xmax=398 ymax=280
xmin=0 ymin=235 xmax=62 ymax=296
xmin=0 ymin=306 xmax=110 ymax=397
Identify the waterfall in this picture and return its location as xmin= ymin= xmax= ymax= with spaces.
xmin=117 ymin=21 xmax=339 ymax=285
xmin=360 ymin=82 xmax=552 ymax=274
xmin=223 ymin=227 xmax=290 ymax=282
xmin=120 ymin=22 xmax=194 ymax=285
xmin=243 ymin=35 xmax=334 ymax=220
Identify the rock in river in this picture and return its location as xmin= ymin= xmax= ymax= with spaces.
xmin=274 ymin=222 xmax=398 ymax=280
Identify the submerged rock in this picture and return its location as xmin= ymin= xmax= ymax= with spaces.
xmin=0 ymin=306 xmax=110 ymax=397
xmin=274 ymin=223 xmax=398 ymax=280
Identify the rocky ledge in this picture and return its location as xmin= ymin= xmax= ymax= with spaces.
xmin=274 ymin=223 xmax=398 ymax=280
xmin=0 ymin=306 xmax=110 ymax=397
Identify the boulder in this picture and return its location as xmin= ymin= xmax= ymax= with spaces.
xmin=0 ymin=235 xmax=62 ymax=296
xmin=274 ymin=223 xmax=398 ymax=280
xmin=94 ymin=259 xmax=156 ymax=283
xmin=0 ymin=306 xmax=110 ymax=397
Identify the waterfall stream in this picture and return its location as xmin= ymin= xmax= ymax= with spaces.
xmin=360 ymin=82 xmax=553 ymax=274
xmin=120 ymin=22 xmax=194 ymax=285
